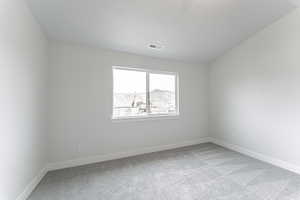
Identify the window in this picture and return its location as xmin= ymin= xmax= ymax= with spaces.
xmin=112 ymin=66 xmax=179 ymax=119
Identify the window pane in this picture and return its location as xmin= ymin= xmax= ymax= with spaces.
xmin=149 ymin=73 xmax=176 ymax=114
xmin=113 ymin=69 xmax=146 ymax=118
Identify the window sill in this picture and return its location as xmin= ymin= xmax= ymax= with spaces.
xmin=111 ymin=114 xmax=180 ymax=122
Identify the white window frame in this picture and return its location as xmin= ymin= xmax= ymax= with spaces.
xmin=112 ymin=66 xmax=180 ymax=121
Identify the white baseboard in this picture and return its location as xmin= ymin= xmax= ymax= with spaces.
xmin=47 ymin=137 xmax=210 ymax=171
xmin=16 ymin=136 xmax=300 ymax=200
xmin=210 ymin=137 xmax=300 ymax=175
xmin=16 ymin=167 xmax=48 ymax=200
xmin=16 ymin=137 xmax=209 ymax=200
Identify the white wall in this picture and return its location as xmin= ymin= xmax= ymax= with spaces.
xmin=0 ymin=0 xmax=48 ymax=199
xmin=47 ymin=41 xmax=208 ymax=164
xmin=210 ymin=8 xmax=300 ymax=168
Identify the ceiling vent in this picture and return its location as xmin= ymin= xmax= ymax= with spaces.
xmin=149 ymin=42 xmax=163 ymax=49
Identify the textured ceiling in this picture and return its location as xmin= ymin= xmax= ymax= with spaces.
xmin=27 ymin=0 xmax=296 ymax=63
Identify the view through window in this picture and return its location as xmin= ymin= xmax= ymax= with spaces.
xmin=112 ymin=67 xmax=178 ymax=119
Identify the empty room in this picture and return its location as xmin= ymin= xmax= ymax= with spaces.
xmin=2 ymin=0 xmax=300 ymax=199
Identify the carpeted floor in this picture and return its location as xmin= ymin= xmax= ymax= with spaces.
xmin=29 ymin=143 xmax=300 ymax=200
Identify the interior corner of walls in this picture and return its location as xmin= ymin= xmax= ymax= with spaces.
xmin=15 ymin=167 xmax=48 ymax=200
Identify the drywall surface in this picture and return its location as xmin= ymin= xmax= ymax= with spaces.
xmin=210 ymin=9 xmax=300 ymax=167
xmin=47 ymin=41 xmax=208 ymax=164
xmin=0 ymin=0 xmax=48 ymax=199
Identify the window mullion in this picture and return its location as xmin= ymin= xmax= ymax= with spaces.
xmin=146 ymin=72 xmax=150 ymax=114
